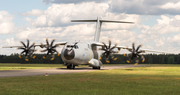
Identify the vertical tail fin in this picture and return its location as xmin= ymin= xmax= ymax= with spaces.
xmin=71 ymin=17 xmax=134 ymax=42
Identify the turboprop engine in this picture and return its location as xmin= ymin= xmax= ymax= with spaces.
xmin=88 ymin=58 xmax=102 ymax=69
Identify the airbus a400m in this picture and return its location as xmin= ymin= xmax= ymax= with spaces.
xmin=3 ymin=17 xmax=166 ymax=69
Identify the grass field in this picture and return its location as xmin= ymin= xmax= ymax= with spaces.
xmin=0 ymin=63 xmax=65 ymax=70
xmin=0 ymin=63 xmax=124 ymax=70
xmin=1 ymin=64 xmax=180 ymax=95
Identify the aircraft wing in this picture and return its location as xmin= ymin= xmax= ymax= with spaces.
xmin=2 ymin=42 xmax=67 ymax=48
xmin=91 ymin=42 xmax=171 ymax=54
xmin=120 ymin=46 xmax=169 ymax=54
xmin=91 ymin=42 xmax=127 ymax=50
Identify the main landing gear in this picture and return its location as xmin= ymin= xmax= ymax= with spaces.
xmin=92 ymin=67 xmax=100 ymax=69
xmin=67 ymin=64 xmax=75 ymax=69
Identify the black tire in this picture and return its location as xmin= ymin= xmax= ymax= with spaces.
xmin=67 ymin=65 xmax=70 ymax=69
xmin=92 ymin=67 xmax=101 ymax=69
xmin=72 ymin=65 xmax=75 ymax=69
xmin=97 ymin=67 xmax=100 ymax=69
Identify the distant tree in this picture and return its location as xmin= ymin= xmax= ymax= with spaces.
xmin=161 ymin=57 xmax=165 ymax=64
xmin=168 ymin=56 xmax=175 ymax=64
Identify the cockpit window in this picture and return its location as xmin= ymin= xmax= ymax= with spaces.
xmin=74 ymin=45 xmax=79 ymax=49
xmin=67 ymin=45 xmax=73 ymax=48
xmin=66 ymin=45 xmax=79 ymax=49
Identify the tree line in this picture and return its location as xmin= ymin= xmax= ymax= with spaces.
xmin=0 ymin=53 xmax=178 ymax=64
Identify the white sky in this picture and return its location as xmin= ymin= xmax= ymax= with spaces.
xmin=0 ymin=0 xmax=180 ymax=55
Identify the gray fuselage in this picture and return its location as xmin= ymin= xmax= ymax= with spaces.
xmin=61 ymin=41 xmax=100 ymax=66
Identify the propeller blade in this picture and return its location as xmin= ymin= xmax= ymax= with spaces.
xmin=58 ymin=53 xmax=60 ymax=56
xmin=32 ymin=56 xmax=36 ymax=59
xmin=108 ymin=39 xmax=111 ymax=49
xmin=28 ymin=42 xmax=35 ymax=50
xmin=106 ymin=59 xmax=110 ymax=63
xmin=110 ymin=43 xmax=117 ymax=50
xmin=52 ymin=48 xmax=58 ymax=53
xmin=135 ymin=59 xmax=139 ymax=64
xmin=43 ymin=56 xmax=46 ymax=59
xmin=47 ymin=51 xmax=50 ymax=55
xmin=52 ymin=45 xmax=57 ymax=49
xmin=131 ymin=55 xmax=134 ymax=60
xmin=114 ymin=57 xmax=117 ymax=60
xmin=105 ymin=54 xmax=109 ymax=58
xmin=134 ymin=63 xmax=138 ymax=65
xmin=136 ymin=44 xmax=142 ymax=52
xmin=126 ymin=60 xmax=130 ymax=63
xmin=27 ymin=39 xmax=29 ymax=47
xmin=51 ymin=58 xmax=54 ymax=60
xmin=20 ymin=50 xmax=25 ymax=55
xmin=99 ymin=56 xmax=102 ymax=60
xmin=20 ymin=41 xmax=26 ymax=48
xmin=110 ymin=54 xmax=114 ymax=59
xmin=25 ymin=58 xmax=29 ymax=61
xmin=46 ymin=38 xmax=49 ymax=47
xmin=102 ymin=42 xmax=108 ymax=49
xmin=19 ymin=55 xmax=21 ymax=58
xmin=50 ymin=39 xmax=56 ymax=47
xmin=141 ymin=55 xmax=145 ymax=62
xmin=25 ymin=51 xmax=28 ymax=56
xmin=127 ymin=49 xmax=132 ymax=52
xmin=137 ymin=50 xmax=143 ymax=53
xmin=132 ymin=42 xmax=135 ymax=51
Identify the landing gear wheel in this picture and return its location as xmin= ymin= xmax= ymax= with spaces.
xmin=67 ymin=65 xmax=70 ymax=69
xmin=67 ymin=64 xmax=75 ymax=69
xmin=72 ymin=65 xmax=75 ymax=69
xmin=97 ymin=67 xmax=100 ymax=69
xmin=92 ymin=67 xmax=100 ymax=69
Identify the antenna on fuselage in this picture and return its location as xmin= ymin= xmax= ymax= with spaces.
xmin=71 ymin=17 xmax=134 ymax=42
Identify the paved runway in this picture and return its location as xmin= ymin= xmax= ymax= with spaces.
xmin=0 ymin=64 xmax=148 ymax=77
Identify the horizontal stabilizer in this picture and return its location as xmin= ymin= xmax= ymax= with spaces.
xmin=71 ymin=20 xmax=97 ymax=22
xmin=100 ymin=20 xmax=134 ymax=24
xmin=71 ymin=17 xmax=135 ymax=42
xmin=71 ymin=20 xmax=134 ymax=24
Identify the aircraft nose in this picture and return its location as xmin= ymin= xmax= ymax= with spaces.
xmin=64 ymin=49 xmax=75 ymax=60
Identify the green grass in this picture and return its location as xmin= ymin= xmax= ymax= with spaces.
xmin=0 ymin=63 xmax=124 ymax=70
xmin=0 ymin=63 xmax=65 ymax=70
xmin=0 ymin=64 xmax=180 ymax=95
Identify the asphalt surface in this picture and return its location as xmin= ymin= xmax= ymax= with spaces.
xmin=0 ymin=64 xmax=148 ymax=77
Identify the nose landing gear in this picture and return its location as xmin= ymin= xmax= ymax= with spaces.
xmin=67 ymin=64 xmax=75 ymax=69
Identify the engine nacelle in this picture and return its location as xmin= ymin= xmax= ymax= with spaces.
xmin=88 ymin=58 xmax=102 ymax=67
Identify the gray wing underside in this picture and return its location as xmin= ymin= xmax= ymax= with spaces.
xmin=91 ymin=42 xmax=171 ymax=54
xmin=2 ymin=42 xmax=67 ymax=48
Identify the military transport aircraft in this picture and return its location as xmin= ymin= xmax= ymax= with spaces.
xmin=3 ymin=17 xmax=167 ymax=69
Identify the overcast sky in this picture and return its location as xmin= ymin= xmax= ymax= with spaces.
xmin=1 ymin=0 xmax=180 ymax=55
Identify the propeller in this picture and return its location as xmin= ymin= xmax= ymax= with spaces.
xmin=124 ymin=42 xmax=145 ymax=65
xmin=40 ymin=38 xmax=60 ymax=60
xmin=101 ymin=40 xmax=118 ymax=63
xmin=17 ymin=39 xmax=36 ymax=61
